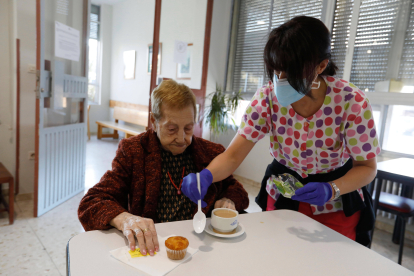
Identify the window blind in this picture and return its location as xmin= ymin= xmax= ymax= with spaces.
xmin=90 ymin=5 xmax=100 ymax=40
xmin=398 ymin=1 xmax=414 ymax=80
xmin=350 ymin=0 xmax=399 ymax=92
xmin=331 ymin=0 xmax=354 ymax=78
xmin=271 ymin=0 xmax=322 ymax=28
xmin=233 ymin=0 xmax=272 ymax=94
xmin=233 ymin=0 xmax=323 ymax=94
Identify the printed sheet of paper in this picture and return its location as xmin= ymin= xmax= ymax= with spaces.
xmin=55 ymin=21 xmax=80 ymax=62
xmin=173 ymin=40 xmax=188 ymax=64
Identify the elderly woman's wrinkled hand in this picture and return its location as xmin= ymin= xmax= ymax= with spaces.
xmin=214 ymin=197 xmax=236 ymax=210
xmin=110 ymin=212 xmax=160 ymax=256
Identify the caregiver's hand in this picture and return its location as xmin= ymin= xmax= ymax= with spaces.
xmin=291 ymin=182 xmax=333 ymax=206
xmin=110 ymin=212 xmax=160 ymax=256
xmin=181 ymin=169 xmax=213 ymax=208
xmin=214 ymin=197 xmax=236 ymax=210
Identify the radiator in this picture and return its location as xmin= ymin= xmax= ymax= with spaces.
xmin=37 ymin=123 xmax=86 ymax=215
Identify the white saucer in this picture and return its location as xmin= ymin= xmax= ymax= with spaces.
xmin=204 ymin=221 xmax=245 ymax=238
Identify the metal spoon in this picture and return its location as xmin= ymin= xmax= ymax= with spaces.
xmin=193 ymin=173 xmax=206 ymax=234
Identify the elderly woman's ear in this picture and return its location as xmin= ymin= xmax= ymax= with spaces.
xmin=150 ymin=113 xmax=157 ymax=131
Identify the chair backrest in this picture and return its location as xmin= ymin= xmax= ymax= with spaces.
xmin=113 ymin=106 xmax=148 ymax=127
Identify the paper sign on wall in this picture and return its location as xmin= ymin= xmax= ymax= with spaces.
xmin=173 ymin=40 xmax=188 ymax=64
xmin=55 ymin=21 xmax=80 ymax=62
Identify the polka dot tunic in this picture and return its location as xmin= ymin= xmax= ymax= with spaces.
xmin=238 ymin=75 xmax=381 ymax=179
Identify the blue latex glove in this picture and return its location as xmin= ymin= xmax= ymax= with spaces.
xmin=291 ymin=182 xmax=333 ymax=206
xmin=181 ymin=169 xmax=213 ymax=208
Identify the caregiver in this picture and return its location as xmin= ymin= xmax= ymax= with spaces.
xmin=181 ymin=16 xmax=379 ymax=246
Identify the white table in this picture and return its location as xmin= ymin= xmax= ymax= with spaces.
xmin=67 ymin=210 xmax=413 ymax=275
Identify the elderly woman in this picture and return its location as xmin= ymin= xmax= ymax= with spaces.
xmin=78 ymin=79 xmax=249 ymax=257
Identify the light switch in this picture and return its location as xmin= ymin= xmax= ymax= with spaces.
xmin=28 ymin=64 xmax=36 ymax=74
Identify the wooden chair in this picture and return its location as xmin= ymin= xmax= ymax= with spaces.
xmin=96 ymin=106 xmax=148 ymax=139
xmin=0 ymin=163 xmax=14 ymax=224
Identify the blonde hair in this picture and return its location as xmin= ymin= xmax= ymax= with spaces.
xmin=151 ymin=79 xmax=196 ymax=121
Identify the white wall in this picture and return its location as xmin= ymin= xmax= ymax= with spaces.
xmin=16 ymin=0 xmax=37 ymax=195
xmin=109 ymin=0 xmax=155 ymax=107
xmin=203 ymin=0 xmax=273 ymax=183
xmin=214 ymin=130 xmax=273 ymax=183
xmin=89 ymin=4 xmax=112 ymax=134
xmin=0 ymin=0 xmax=17 ymax=186
xmin=159 ymin=0 xmax=206 ymax=90
xmin=202 ymin=0 xmax=232 ymax=140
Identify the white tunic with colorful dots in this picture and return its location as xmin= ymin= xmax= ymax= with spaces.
xmin=238 ymin=75 xmax=380 ymax=215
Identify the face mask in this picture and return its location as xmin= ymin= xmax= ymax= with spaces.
xmin=273 ymin=73 xmax=320 ymax=107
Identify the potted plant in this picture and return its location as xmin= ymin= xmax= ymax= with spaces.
xmin=204 ymin=84 xmax=244 ymax=139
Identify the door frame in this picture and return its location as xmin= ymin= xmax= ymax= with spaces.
xmin=148 ymin=0 xmax=214 ymax=137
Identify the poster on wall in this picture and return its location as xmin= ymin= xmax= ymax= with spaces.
xmin=123 ymin=50 xmax=136 ymax=80
xmin=55 ymin=21 xmax=80 ymax=62
xmin=147 ymin=43 xmax=162 ymax=75
xmin=174 ymin=40 xmax=188 ymax=64
xmin=176 ymin=43 xmax=192 ymax=80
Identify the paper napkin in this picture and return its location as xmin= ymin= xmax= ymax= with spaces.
xmin=109 ymin=235 xmax=198 ymax=276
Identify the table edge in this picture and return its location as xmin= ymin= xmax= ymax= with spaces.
xmin=66 ymin=233 xmax=79 ymax=276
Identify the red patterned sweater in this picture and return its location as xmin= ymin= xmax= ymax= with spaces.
xmin=78 ymin=130 xmax=249 ymax=231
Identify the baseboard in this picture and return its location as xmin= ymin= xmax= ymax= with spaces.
xmin=233 ymin=174 xmax=261 ymax=188
xmin=375 ymin=215 xmax=414 ymax=244
xmin=1 ymin=189 xmax=33 ymax=201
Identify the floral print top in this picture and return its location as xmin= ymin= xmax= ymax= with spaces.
xmin=238 ymin=75 xmax=381 ymax=178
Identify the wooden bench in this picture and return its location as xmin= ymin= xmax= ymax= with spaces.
xmin=0 ymin=163 xmax=14 ymax=224
xmin=96 ymin=103 xmax=148 ymax=139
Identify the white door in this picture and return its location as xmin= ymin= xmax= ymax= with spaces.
xmin=35 ymin=0 xmax=89 ymax=216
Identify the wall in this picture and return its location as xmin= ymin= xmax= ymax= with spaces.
xmin=204 ymin=0 xmax=273 ymax=183
xmin=15 ymin=0 xmax=38 ymax=195
xmin=0 ymin=0 xmax=17 ymax=187
xmin=213 ymin=130 xmax=273 ymax=183
xmin=109 ymin=0 xmax=155 ymax=107
xmin=202 ymin=0 xmax=232 ymax=140
xmin=88 ymin=4 xmax=112 ymax=134
xmin=159 ymin=0 xmax=206 ymax=90
xmin=108 ymin=0 xmax=208 ymax=125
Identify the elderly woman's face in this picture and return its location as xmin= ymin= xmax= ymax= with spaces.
xmin=152 ymin=104 xmax=195 ymax=155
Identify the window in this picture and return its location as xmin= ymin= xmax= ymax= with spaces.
xmin=228 ymin=0 xmax=414 ymax=157
xmin=383 ymin=105 xmax=414 ymax=155
xmin=331 ymin=0 xmax=354 ymax=77
xmin=398 ymin=1 xmax=414 ymax=81
xmin=350 ymin=0 xmax=400 ymax=92
xmin=232 ymin=0 xmax=272 ymax=94
xmin=232 ymin=0 xmax=323 ymax=95
xmin=331 ymin=0 xmax=414 ymax=156
xmin=88 ymin=5 xmax=101 ymax=104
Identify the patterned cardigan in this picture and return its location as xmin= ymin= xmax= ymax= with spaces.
xmin=78 ymin=130 xmax=249 ymax=231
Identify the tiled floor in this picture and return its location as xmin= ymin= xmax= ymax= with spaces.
xmin=1 ymin=136 xmax=414 ymax=275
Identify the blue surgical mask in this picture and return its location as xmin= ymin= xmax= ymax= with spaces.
xmin=273 ymin=73 xmax=320 ymax=107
